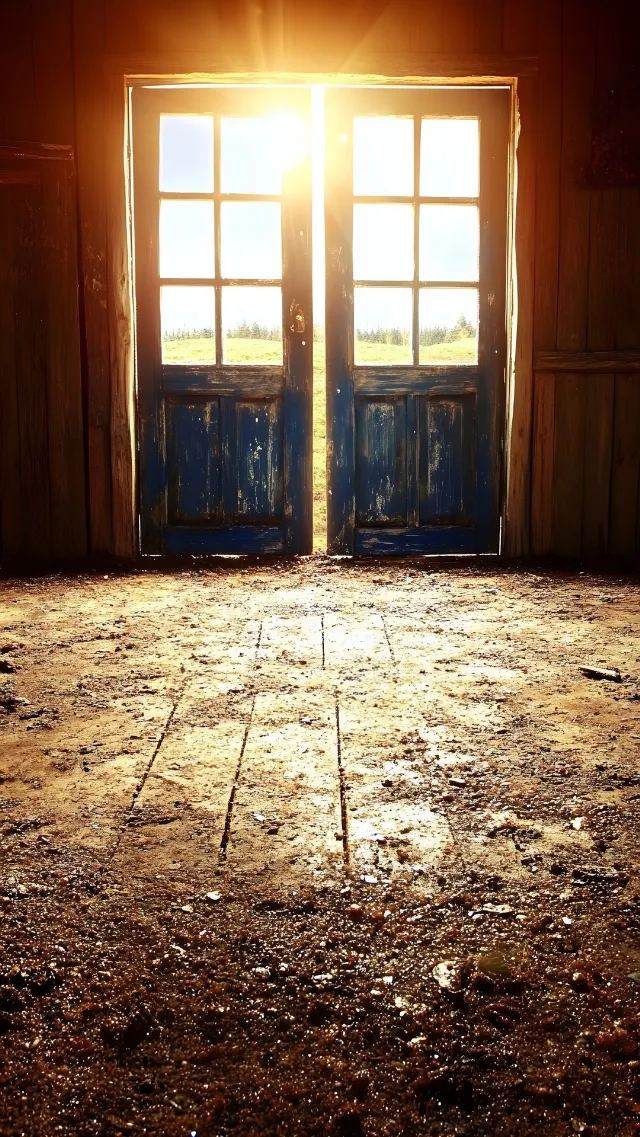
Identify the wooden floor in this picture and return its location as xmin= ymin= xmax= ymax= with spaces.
xmin=2 ymin=560 xmax=639 ymax=897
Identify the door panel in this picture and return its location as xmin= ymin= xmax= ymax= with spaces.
xmin=235 ymin=398 xmax=283 ymax=520
xmin=133 ymin=87 xmax=312 ymax=556
xmin=355 ymin=398 xmax=407 ymax=526
xmin=325 ymin=88 xmax=509 ymax=555
xmin=418 ymin=394 xmax=476 ymax=526
xmin=166 ymin=397 xmax=221 ymax=525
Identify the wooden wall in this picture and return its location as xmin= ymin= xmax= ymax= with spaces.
xmin=0 ymin=0 xmax=639 ymax=562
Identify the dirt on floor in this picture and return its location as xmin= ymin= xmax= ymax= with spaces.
xmin=1 ymin=559 xmax=640 ymax=1136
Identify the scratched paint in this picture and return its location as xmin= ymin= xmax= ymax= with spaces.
xmin=236 ymin=399 xmax=283 ymax=521
xmin=419 ymin=395 xmax=476 ymax=526
xmin=355 ymin=398 xmax=407 ymax=526
xmin=166 ymin=397 xmax=221 ymax=524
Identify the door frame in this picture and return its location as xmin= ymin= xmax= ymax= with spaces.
xmin=94 ymin=56 xmax=536 ymax=558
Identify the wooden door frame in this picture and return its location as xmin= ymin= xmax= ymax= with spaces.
xmin=93 ymin=53 xmax=537 ymax=559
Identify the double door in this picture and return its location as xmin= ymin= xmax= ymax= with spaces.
xmin=132 ymin=85 xmax=508 ymax=556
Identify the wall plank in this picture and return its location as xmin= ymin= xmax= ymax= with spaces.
xmin=0 ymin=185 xmax=24 ymax=557
xmin=11 ymin=180 xmax=53 ymax=561
xmin=73 ymin=0 xmax=113 ymax=553
xmin=580 ymin=3 xmax=622 ymax=558
xmin=556 ymin=0 xmax=596 ymax=353
xmin=552 ymin=373 xmax=586 ymax=557
xmin=551 ymin=0 xmax=598 ymax=556
xmin=528 ymin=0 xmax=562 ymax=557
xmin=530 ymin=372 xmax=555 ymax=554
xmin=474 ymin=0 xmax=503 ymax=53
xmin=32 ymin=0 xmax=75 ymax=143
xmin=581 ymin=373 xmax=614 ymax=556
xmin=0 ymin=4 xmax=35 ymax=141
xmin=609 ymin=376 xmax=640 ymax=555
xmin=42 ymin=161 xmax=88 ymax=560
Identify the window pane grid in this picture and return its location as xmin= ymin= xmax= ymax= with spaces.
xmin=158 ymin=114 xmax=285 ymax=368
xmin=352 ymin=113 xmax=480 ymax=368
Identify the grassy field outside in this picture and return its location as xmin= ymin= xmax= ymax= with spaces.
xmin=355 ymin=336 xmax=477 ymax=365
xmin=163 ymin=333 xmax=476 ymax=368
xmin=162 ymin=337 xmax=283 ymax=365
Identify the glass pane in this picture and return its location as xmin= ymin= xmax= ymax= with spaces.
xmin=221 ymin=117 xmax=282 ymax=194
xmin=353 ymin=117 xmax=413 ymax=196
xmin=420 ymin=204 xmax=479 ymax=282
xmin=221 ymin=202 xmax=282 ymax=280
xmin=222 ymin=286 xmax=282 ymax=365
xmin=354 ymin=287 xmax=412 ymax=366
xmin=159 ymin=201 xmax=214 ymax=278
xmin=161 ymin=287 xmax=215 ymax=364
xmin=160 ymin=115 xmax=214 ymax=193
xmin=420 ymin=119 xmax=479 ymax=197
xmin=419 ymin=288 xmax=478 ymax=365
xmin=353 ymin=205 xmax=413 ymax=281
xmin=221 ymin=113 xmax=307 ymax=194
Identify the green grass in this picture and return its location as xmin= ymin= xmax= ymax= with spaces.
xmin=419 ymin=337 xmax=477 ymax=364
xmin=162 ymin=337 xmax=283 ymax=365
xmin=163 ymin=334 xmax=476 ymax=367
xmin=355 ymin=336 xmax=477 ymax=365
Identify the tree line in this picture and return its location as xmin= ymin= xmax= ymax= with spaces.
xmin=163 ymin=323 xmax=281 ymax=342
xmin=356 ymin=314 xmax=475 ymax=347
xmin=163 ymin=314 xmax=476 ymax=345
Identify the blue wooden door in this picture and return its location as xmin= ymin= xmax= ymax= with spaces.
xmin=132 ymin=88 xmax=312 ymax=555
xmin=325 ymin=88 xmax=509 ymax=555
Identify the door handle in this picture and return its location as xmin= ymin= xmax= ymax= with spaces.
xmin=289 ymin=301 xmax=306 ymax=335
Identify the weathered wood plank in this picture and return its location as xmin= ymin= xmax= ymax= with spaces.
xmin=552 ymin=373 xmax=585 ymax=557
xmin=72 ymin=0 xmax=113 ymax=554
xmin=0 ymin=143 xmax=73 ymax=161
xmin=615 ymin=190 xmax=640 ymax=353
xmin=579 ymin=0 xmax=623 ymax=557
xmin=535 ymin=351 xmax=640 ymax=373
xmin=441 ymin=0 xmax=475 ymax=52
xmin=608 ymin=375 xmax=640 ymax=556
xmin=32 ymin=0 xmax=75 ymax=143
xmin=530 ymin=373 xmax=555 ymax=555
xmin=163 ymin=526 xmax=285 ymax=556
xmin=556 ymin=0 xmax=597 ymax=351
xmin=108 ymin=52 xmax=539 ymax=81
xmin=354 ymin=527 xmax=476 ymax=556
xmin=474 ymin=0 xmax=503 ymax=53
xmin=42 ymin=161 xmax=87 ymax=560
xmin=161 ymin=368 xmax=284 ymax=396
xmin=406 ymin=0 xmax=445 ymax=54
xmin=0 ymin=184 xmax=23 ymax=558
xmin=13 ymin=180 xmax=53 ymax=562
xmin=355 ymin=399 xmax=407 ymax=527
xmin=0 ymin=3 xmax=35 ymax=141
xmin=354 ymin=369 xmax=478 ymax=394
xmin=581 ymin=374 xmax=614 ymax=557
xmin=532 ymin=0 xmax=562 ymax=353
xmin=550 ymin=1 xmax=597 ymax=558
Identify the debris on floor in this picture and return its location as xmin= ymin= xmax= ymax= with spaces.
xmin=1 ymin=561 xmax=639 ymax=1135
